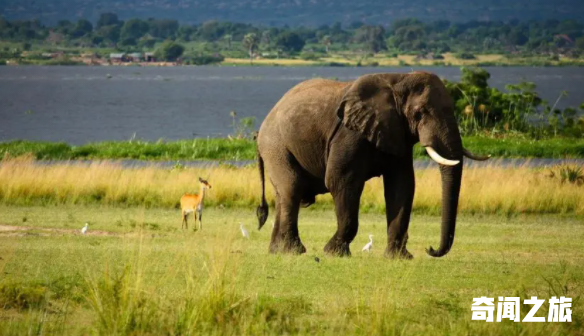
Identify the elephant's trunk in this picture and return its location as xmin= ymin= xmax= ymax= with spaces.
xmin=426 ymin=160 xmax=463 ymax=257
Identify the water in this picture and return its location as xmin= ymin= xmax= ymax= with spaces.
xmin=1 ymin=66 xmax=583 ymax=145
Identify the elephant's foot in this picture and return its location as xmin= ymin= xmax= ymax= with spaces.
xmin=384 ymin=246 xmax=413 ymax=260
xmin=269 ymin=237 xmax=306 ymax=255
xmin=324 ymin=239 xmax=351 ymax=257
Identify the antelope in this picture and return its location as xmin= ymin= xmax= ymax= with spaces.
xmin=180 ymin=178 xmax=212 ymax=230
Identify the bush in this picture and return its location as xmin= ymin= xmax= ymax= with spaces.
xmin=548 ymin=165 xmax=584 ymax=186
xmin=185 ymin=53 xmax=224 ymax=65
xmin=455 ymin=52 xmax=476 ymax=60
xmin=299 ymin=52 xmax=321 ymax=61
xmin=0 ymin=281 xmax=47 ymax=310
xmin=155 ymin=41 xmax=185 ymax=62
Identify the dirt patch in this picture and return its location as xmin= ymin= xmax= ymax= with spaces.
xmin=0 ymin=224 xmax=120 ymax=237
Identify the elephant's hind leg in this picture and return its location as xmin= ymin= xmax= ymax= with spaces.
xmin=265 ymin=156 xmax=307 ymax=255
xmin=269 ymin=187 xmax=306 ymax=254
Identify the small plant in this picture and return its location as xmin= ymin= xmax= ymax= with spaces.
xmin=548 ymin=164 xmax=584 ymax=185
xmin=0 ymin=281 xmax=47 ymax=310
xmin=228 ymin=111 xmax=257 ymax=139
xmin=172 ymin=161 xmax=186 ymax=171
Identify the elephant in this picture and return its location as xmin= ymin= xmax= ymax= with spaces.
xmin=255 ymin=72 xmax=489 ymax=258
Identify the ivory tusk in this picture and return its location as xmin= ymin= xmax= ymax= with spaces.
xmin=425 ymin=147 xmax=460 ymax=166
xmin=463 ymin=148 xmax=491 ymax=161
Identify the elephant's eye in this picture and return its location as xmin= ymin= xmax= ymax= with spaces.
xmin=414 ymin=111 xmax=423 ymax=121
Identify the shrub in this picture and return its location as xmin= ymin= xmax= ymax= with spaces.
xmin=0 ymin=281 xmax=47 ymax=310
xmin=185 ymin=53 xmax=224 ymax=65
xmin=455 ymin=52 xmax=476 ymax=60
xmin=548 ymin=165 xmax=584 ymax=186
xmin=299 ymin=52 xmax=321 ymax=61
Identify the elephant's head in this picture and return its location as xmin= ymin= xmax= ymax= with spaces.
xmin=337 ymin=72 xmax=489 ymax=257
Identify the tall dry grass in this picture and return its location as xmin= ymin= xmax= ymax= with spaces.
xmin=0 ymin=155 xmax=582 ymax=215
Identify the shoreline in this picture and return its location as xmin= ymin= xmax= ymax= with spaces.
xmin=4 ymin=52 xmax=584 ymax=68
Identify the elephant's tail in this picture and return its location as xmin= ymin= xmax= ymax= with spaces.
xmin=256 ymin=152 xmax=268 ymax=230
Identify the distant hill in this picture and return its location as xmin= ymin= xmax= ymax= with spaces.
xmin=1 ymin=0 xmax=583 ymax=26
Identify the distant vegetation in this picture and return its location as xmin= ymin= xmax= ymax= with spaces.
xmin=1 ymin=0 xmax=583 ymax=26
xmin=1 ymin=13 xmax=584 ymax=64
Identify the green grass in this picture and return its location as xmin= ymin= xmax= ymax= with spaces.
xmin=0 ymin=138 xmax=257 ymax=161
xmin=2 ymin=135 xmax=584 ymax=161
xmin=0 ymin=205 xmax=583 ymax=335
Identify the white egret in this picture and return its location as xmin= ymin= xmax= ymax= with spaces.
xmin=240 ymin=223 xmax=250 ymax=239
xmin=362 ymin=234 xmax=373 ymax=252
xmin=81 ymin=223 xmax=89 ymax=235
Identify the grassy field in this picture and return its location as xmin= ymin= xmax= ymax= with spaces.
xmin=0 ymin=156 xmax=583 ymax=215
xmin=2 ymin=136 xmax=584 ymax=161
xmin=0 ymin=206 xmax=582 ymax=335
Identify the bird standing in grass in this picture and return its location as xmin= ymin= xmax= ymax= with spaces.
xmin=362 ymin=234 xmax=373 ymax=252
xmin=240 ymin=223 xmax=250 ymax=238
xmin=81 ymin=223 xmax=89 ymax=235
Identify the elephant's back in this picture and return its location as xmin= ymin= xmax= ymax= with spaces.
xmin=258 ymin=78 xmax=350 ymax=178
xmin=260 ymin=78 xmax=348 ymax=140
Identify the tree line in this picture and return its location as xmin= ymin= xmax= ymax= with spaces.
xmin=1 ymin=13 xmax=584 ymax=59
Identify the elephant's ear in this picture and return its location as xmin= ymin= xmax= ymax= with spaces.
xmin=337 ymin=75 xmax=406 ymax=156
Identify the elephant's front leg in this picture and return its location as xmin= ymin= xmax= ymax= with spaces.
xmin=324 ymin=179 xmax=365 ymax=256
xmin=383 ymin=160 xmax=415 ymax=259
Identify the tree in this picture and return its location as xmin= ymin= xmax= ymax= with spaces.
xmin=275 ymin=32 xmax=305 ymax=53
xmin=95 ymin=24 xmax=121 ymax=45
xmin=242 ymin=33 xmax=258 ymax=63
xmin=321 ymin=35 xmax=331 ymax=53
xmin=121 ymin=19 xmax=149 ymax=41
xmin=261 ymin=30 xmax=271 ymax=46
xmin=155 ymin=41 xmax=185 ymax=61
xmin=177 ymin=25 xmax=196 ymax=41
xmin=575 ymin=37 xmax=584 ymax=50
xmin=507 ymin=29 xmax=528 ymax=46
xmin=96 ymin=13 xmax=120 ymax=29
xmin=224 ymin=34 xmax=232 ymax=49
xmin=354 ymin=25 xmax=387 ymax=53
xmin=148 ymin=19 xmax=179 ymax=39
xmin=71 ymin=19 xmax=93 ymax=38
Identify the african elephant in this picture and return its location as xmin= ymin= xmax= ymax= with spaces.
xmin=255 ymin=72 xmax=488 ymax=258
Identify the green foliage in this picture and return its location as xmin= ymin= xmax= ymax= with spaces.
xmin=444 ymin=67 xmax=584 ymax=137
xmin=353 ymin=25 xmax=387 ymax=52
xmin=275 ymin=32 xmax=306 ymax=53
xmin=3 ymin=135 xmax=584 ymax=161
xmin=0 ymin=281 xmax=47 ymax=310
xmin=183 ymin=53 xmax=225 ymax=65
xmin=1 ymin=13 xmax=583 ymax=58
xmin=454 ymin=52 xmax=476 ymax=59
xmin=548 ymin=164 xmax=584 ymax=185
xmin=242 ymin=32 xmax=259 ymax=60
xmin=96 ymin=13 xmax=120 ymax=29
xmin=154 ymin=41 xmax=185 ymax=61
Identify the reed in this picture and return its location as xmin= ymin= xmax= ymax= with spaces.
xmin=0 ymin=155 xmax=583 ymax=215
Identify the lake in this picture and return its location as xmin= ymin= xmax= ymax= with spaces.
xmin=1 ymin=66 xmax=583 ymax=144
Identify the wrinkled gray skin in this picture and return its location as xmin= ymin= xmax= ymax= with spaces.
xmin=256 ymin=72 xmax=479 ymax=258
